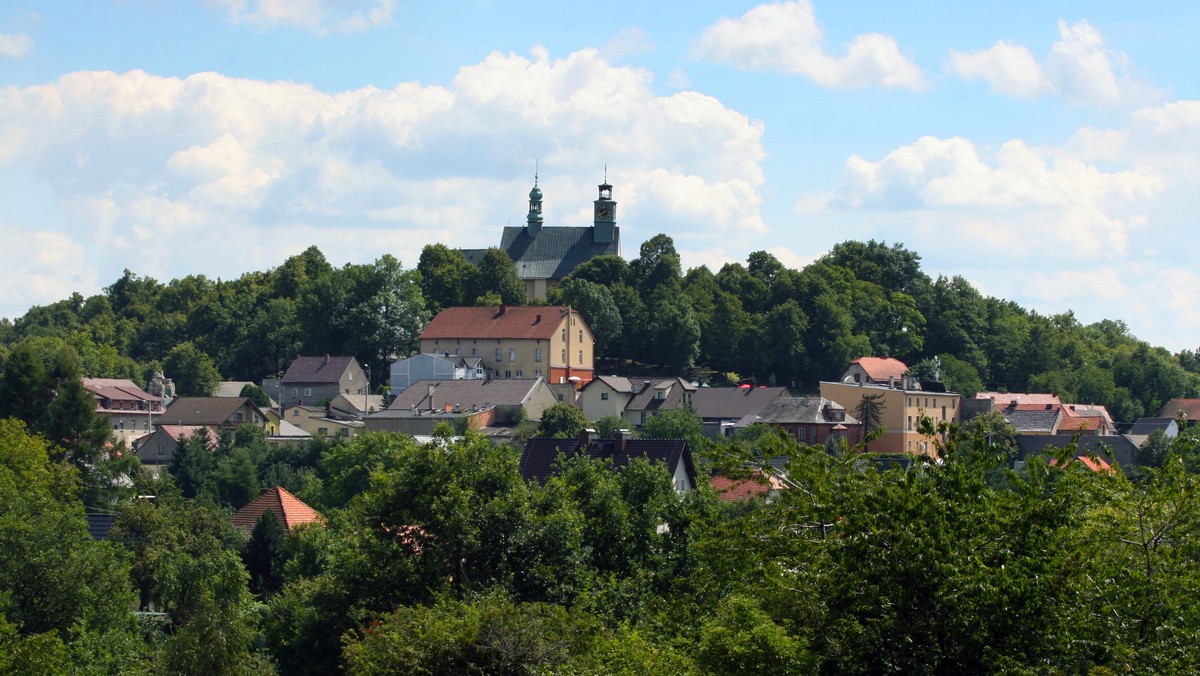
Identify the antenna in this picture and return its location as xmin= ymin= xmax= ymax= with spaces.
xmin=604 ymin=163 xmax=607 ymax=182
xmin=534 ymin=160 xmax=539 ymax=186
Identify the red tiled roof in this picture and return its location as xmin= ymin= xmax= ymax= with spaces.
xmin=421 ymin=306 xmax=572 ymax=341
xmin=1057 ymin=416 xmax=1102 ymax=432
xmin=157 ymin=425 xmax=220 ymax=446
xmin=976 ymin=392 xmax=1062 ymax=407
xmin=231 ymin=486 xmax=323 ymax=531
xmin=711 ymin=470 xmax=785 ymax=501
xmin=82 ymin=378 xmax=161 ymax=403
xmin=850 ymin=357 xmax=908 ymax=383
xmin=1050 ymin=455 xmax=1114 ymax=473
xmin=1160 ymin=398 xmax=1200 ymax=421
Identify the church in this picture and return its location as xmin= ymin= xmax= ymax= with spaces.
xmin=462 ymin=174 xmax=622 ymax=299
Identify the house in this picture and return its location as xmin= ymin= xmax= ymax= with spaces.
xmin=711 ymin=470 xmax=787 ymax=502
xmin=390 ymin=352 xmax=488 ymax=394
xmin=161 ymin=396 xmax=269 ymax=431
xmin=281 ymin=404 xmax=364 ymax=440
xmin=135 ymin=425 xmax=220 ymax=468
xmin=420 ymin=305 xmax=595 ymax=387
xmin=367 ymin=377 xmax=559 ymax=436
xmin=840 ymin=357 xmax=910 ymax=387
xmin=691 ymin=386 xmax=790 ymax=426
xmin=970 ymin=392 xmax=1116 ymax=436
xmin=578 ymin=375 xmax=636 ymax=422
xmin=1159 ymin=398 xmax=1200 ymax=425
xmin=461 ymin=176 xmax=621 ymax=300
xmin=623 ymin=378 xmax=698 ymax=428
xmin=328 ymin=392 xmax=386 ymax=418
xmin=231 ymin=486 xmax=323 ymax=532
xmin=519 ymin=429 xmax=698 ymax=493
xmin=267 ymin=355 xmax=368 ymax=408
xmin=820 ymin=379 xmax=961 ymax=456
xmin=751 ymin=396 xmax=863 ymax=447
xmin=81 ymin=378 xmax=164 ymax=448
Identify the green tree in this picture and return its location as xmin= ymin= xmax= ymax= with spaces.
xmin=474 ymin=248 xmax=528 ymax=305
xmin=854 ymin=393 xmax=885 ymax=451
xmin=538 ymin=403 xmax=589 ymax=439
xmin=164 ymin=341 xmax=221 ymax=397
xmin=640 ymin=407 xmax=705 ymax=451
xmin=417 ymin=243 xmax=479 ymax=313
xmin=553 ymin=278 xmax=622 ymax=361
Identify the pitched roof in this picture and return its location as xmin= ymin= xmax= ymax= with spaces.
xmin=1160 ymin=398 xmax=1200 ymax=421
xmin=421 ymin=305 xmax=574 ymax=341
xmin=231 ymin=486 xmax=323 ymax=531
xmin=162 ymin=397 xmax=262 ymax=426
xmin=282 ymin=355 xmax=357 ymax=384
xmin=583 ymin=375 xmax=635 ymax=394
xmin=754 ymin=396 xmax=860 ymax=425
xmin=388 ymin=378 xmax=545 ymax=412
xmin=156 ymin=424 xmax=220 ymax=446
xmin=86 ymin=511 xmax=117 ymax=541
xmin=976 ymin=391 xmax=1063 ymax=407
xmin=711 ymin=471 xmax=786 ymax=501
xmin=626 ymin=378 xmax=696 ymax=413
xmin=1004 ymin=408 xmax=1061 ymax=434
xmin=850 ymin=357 xmax=908 ymax=383
xmin=690 ymin=386 xmax=790 ymax=421
xmin=480 ymin=226 xmax=621 ymax=281
xmin=519 ymin=436 xmax=696 ymax=489
xmin=1129 ymin=417 xmax=1175 ymax=436
xmin=81 ymin=377 xmax=160 ymax=403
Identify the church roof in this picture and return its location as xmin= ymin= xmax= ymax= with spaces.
xmin=488 ymin=226 xmax=620 ymax=281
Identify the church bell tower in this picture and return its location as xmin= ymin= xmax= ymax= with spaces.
xmin=592 ymin=176 xmax=615 ymax=245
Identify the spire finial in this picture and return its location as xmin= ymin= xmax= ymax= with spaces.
xmin=534 ymin=160 xmax=539 ymax=186
xmin=604 ymin=163 xmax=607 ymax=183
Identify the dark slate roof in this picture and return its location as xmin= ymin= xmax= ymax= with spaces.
xmin=691 ymin=387 xmax=790 ymax=421
xmin=583 ymin=375 xmax=635 ymax=394
xmin=162 ymin=397 xmax=261 ymax=426
xmin=389 ymin=378 xmax=544 ymax=411
xmin=626 ymin=378 xmax=696 ymax=413
xmin=282 ymin=356 xmax=356 ymax=384
xmin=519 ymin=436 xmax=695 ymax=488
xmin=1015 ymin=434 xmax=1138 ymax=468
xmin=754 ymin=396 xmax=860 ymax=425
xmin=495 ymin=226 xmax=622 ymax=281
xmin=1129 ymin=417 xmax=1175 ymax=436
xmin=86 ymin=511 xmax=117 ymax=541
xmin=1004 ymin=409 xmax=1061 ymax=434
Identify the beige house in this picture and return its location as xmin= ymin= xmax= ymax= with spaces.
xmin=420 ymin=305 xmax=595 ymax=387
xmin=82 ymin=378 xmax=164 ymax=448
xmin=820 ymin=380 xmax=960 ymax=456
xmin=578 ymin=376 xmax=636 ymax=422
xmin=281 ymin=404 xmax=363 ymax=440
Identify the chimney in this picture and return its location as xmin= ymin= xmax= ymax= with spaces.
xmin=499 ymin=304 xmax=507 ymax=315
xmin=324 ymin=354 xmax=330 ymax=365
xmin=580 ymin=427 xmax=597 ymax=447
xmin=444 ymin=402 xmax=453 ymax=414
xmin=615 ymin=429 xmax=632 ymax=452
xmin=888 ymin=375 xmax=895 ymax=389
xmin=427 ymin=383 xmax=436 ymax=411
xmin=534 ymin=314 xmax=541 ymax=324
xmin=643 ymin=380 xmax=652 ymax=392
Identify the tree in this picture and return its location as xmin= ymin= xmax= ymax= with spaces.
xmin=474 ymin=248 xmax=527 ymax=305
xmin=538 ymin=403 xmax=589 ymax=439
xmin=553 ymin=278 xmax=622 ymax=361
xmin=164 ymin=342 xmax=221 ymax=397
xmin=239 ymin=382 xmax=271 ymax=408
xmin=592 ymin=415 xmax=627 ymax=439
xmin=648 ymin=297 xmax=701 ymax=376
xmin=639 ymin=407 xmax=705 ymax=451
xmin=854 ymin=393 xmax=885 ymax=451
xmin=417 ymin=244 xmax=479 ymax=313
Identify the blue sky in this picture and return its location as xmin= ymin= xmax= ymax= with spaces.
xmin=3 ymin=1 xmax=1199 ymax=351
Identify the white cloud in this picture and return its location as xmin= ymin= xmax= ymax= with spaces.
xmin=0 ymin=32 xmax=32 ymax=58
xmin=0 ymin=220 xmax=96 ymax=315
xmin=602 ymin=26 xmax=654 ymax=61
xmin=950 ymin=19 xmax=1154 ymax=105
xmin=693 ymin=1 xmax=925 ymax=90
xmin=0 ymin=50 xmax=766 ymax=315
xmin=211 ymin=0 xmax=394 ymax=34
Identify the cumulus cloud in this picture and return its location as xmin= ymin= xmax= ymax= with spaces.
xmin=211 ymin=0 xmax=394 ymax=34
xmin=693 ymin=1 xmax=925 ymax=89
xmin=0 ymin=49 xmax=766 ymax=315
xmin=0 ymin=32 xmax=32 ymax=58
xmin=950 ymin=19 xmax=1154 ymax=105
xmin=0 ymin=220 xmax=96 ymax=314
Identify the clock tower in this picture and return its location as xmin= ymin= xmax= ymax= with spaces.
xmin=592 ymin=180 xmax=616 ymax=245
xmin=526 ymin=173 xmax=544 ymax=238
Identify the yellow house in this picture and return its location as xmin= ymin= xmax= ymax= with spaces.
xmin=419 ymin=305 xmax=595 ymax=388
xmin=820 ymin=380 xmax=961 ymax=456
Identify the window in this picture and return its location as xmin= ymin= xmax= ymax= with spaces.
xmin=534 ymin=369 xmax=541 ymax=377
xmin=318 ymin=428 xmax=328 ymax=437
xmin=118 ymin=418 xmax=125 ymax=431
xmin=292 ymin=388 xmax=298 ymax=397
xmin=796 ymin=428 xmax=807 ymax=440
xmin=496 ymin=348 xmax=503 ymax=362
xmin=504 ymin=370 xmax=511 ymax=378
xmin=535 ymin=347 xmax=542 ymax=362
xmin=578 ymin=350 xmax=583 ymax=364
xmin=345 ymin=388 xmax=350 ymax=394
xmin=942 ymin=406 xmax=947 ymax=420
xmin=907 ymin=396 xmax=911 ymax=406
xmin=561 ymin=349 xmax=566 ymax=362
xmin=578 ymin=330 xmax=583 ymax=343
xmin=292 ymin=409 xmax=299 ymax=417
xmin=157 ymin=445 xmax=165 ymax=456
xmin=305 ymin=387 xmax=312 ymax=397
xmin=641 ymin=412 xmax=648 ymax=424
xmin=561 ymin=328 xmax=566 ymax=341
xmin=601 ymin=392 xmax=609 ymax=401
xmin=516 ymin=370 xmax=523 ymax=378
xmin=472 ymin=347 xmax=478 ymax=357
xmin=454 ymin=347 xmax=460 ymax=356
xmin=907 ymin=415 xmax=912 ymax=430
xmin=509 ymin=348 xmax=516 ymax=362
xmin=557 ymin=394 xmax=564 ymax=401
xmin=235 ymin=412 xmax=244 ymax=422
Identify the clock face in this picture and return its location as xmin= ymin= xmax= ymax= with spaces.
xmin=597 ymin=205 xmax=612 ymax=219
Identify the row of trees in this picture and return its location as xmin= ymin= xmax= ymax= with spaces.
xmin=8 ymin=398 xmax=1200 ymax=672
xmin=2 ymin=237 xmax=1198 ymax=428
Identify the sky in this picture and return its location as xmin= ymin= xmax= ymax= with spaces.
xmin=2 ymin=1 xmax=1199 ymax=351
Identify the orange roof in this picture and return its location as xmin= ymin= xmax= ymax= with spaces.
xmin=850 ymin=357 xmax=908 ymax=383
xmin=711 ymin=471 xmax=785 ymax=501
xmin=1057 ymin=416 xmax=1102 ymax=432
xmin=1050 ymin=455 xmax=1113 ymax=473
xmin=976 ymin=392 xmax=1063 ymax=407
xmin=421 ymin=306 xmax=577 ymax=341
xmin=231 ymin=486 xmax=322 ymax=531
xmin=157 ymin=424 xmax=220 ymax=446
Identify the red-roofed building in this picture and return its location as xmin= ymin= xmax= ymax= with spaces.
xmin=1050 ymin=455 xmax=1114 ymax=474
xmin=841 ymin=357 xmax=909 ymax=387
xmin=419 ymin=305 xmax=594 ymax=387
xmin=82 ymin=378 xmax=164 ymax=447
xmin=135 ymin=425 xmax=220 ymax=468
xmin=231 ymin=486 xmax=323 ymax=532
xmin=711 ymin=470 xmax=786 ymax=502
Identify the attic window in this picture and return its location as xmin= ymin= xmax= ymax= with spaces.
xmin=656 ymin=390 xmax=666 ymax=400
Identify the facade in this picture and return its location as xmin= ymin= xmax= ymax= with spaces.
xmin=135 ymin=425 xmax=219 ymax=468
xmin=420 ymin=305 xmax=595 ymax=386
xmin=461 ymin=177 xmax=621 ymax=300
xmin=578 ymin=375 xmax=635 ymax=422
xmin=753 ymin=396 xmax=863 ymax=447
xmin=820 ymin=380 xmax=961 ymax=455
xmin=81 ymin=378 xmax=164 ymax=448
xmin=623 ymin=378 xmax=697 ymax=428
xmin=281 ymin=404 xmax=364 ymax=440
xmin=390 ymin=352 xmax=488 ymax=394
xmin=273 ymin=355 xmax=368 ymax=408
xmin=520 ymin=430 xmax=697 ymax=493
xmin=368 ymin=377 xmax=560 ymax=435
xmin=161 ymin=396 xmax=270 ymax=431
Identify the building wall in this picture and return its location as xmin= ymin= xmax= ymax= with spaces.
xmin=391 ymin=354 xmax=458 ymax=394
xmin=280 ymin=361 xmax=367 ymax=408
xmin=421 ymin=311 xmax=595 ymax=386
xmin=820 ymin=381 xmax=960 ymax=455
xmin=579 ymin=382 xmax=630 ymax=422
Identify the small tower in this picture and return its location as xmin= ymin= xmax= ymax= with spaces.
xmin=593 ymin=175 xmax=616 ymax=244
xmin=526 ymin=171 xmax=544 ymax=238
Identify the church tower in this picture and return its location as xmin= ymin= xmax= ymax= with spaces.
xmin=526 ymin=172 xmax=544 ymax=238
xmin=592 ymin=178 xmax=616 ymax=244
